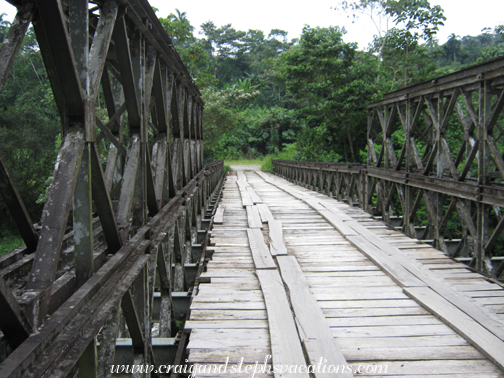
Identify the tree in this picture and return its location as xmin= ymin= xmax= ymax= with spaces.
xmin=443 ymin=33 xmax=461 ymax=63
xmin=336 ymin=0 xmax=445 ymax=86
xmin=0 ymin=13 xmax=10 ymax=42
xmin=276 ymin=26 xmax=377 ymax=161
xmin=158 ymin=9 xmax=194 ymax=45
xmin=0 ymin=26 xmax=61 ymax=235
xmin=158 ymin=11 xmax=216 ymax=87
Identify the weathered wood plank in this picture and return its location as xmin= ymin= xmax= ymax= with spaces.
xmin=303 ymin=339 xmax=354 ymax=378
xmin=185 ymin=320 xmax=268 ymax=329
xmin=268 ymin=220 xmax=288 ymax=256
xmin=277 ymin=256 xmax=353 ymax=377
xmin=187 ymin=328 xmax=270 ymax=349
xmin=246 ymin=186 xmax=263 ymax=204
xmin=237 ymin=181 xmax=253 ymax=207
xmin=257 ymin=204 xmax=274 ymax=223
xmin=256 ymin=269 xmax=309 ymax=377
xmin=404 ymin=286 xmax=504 ymax=370
xmin=246 ymin=229 xmax=276 ymax=269
xmin=341 ymin=345 xmax=485 ymax=361
xmin=214 ymin=204 xmax=225 ymax=224
xmin=246 ymin=205 xmax=263 ymax=229
xmin=188 ymin=349 xmax=271 ymax=363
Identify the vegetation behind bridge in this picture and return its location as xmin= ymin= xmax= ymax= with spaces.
xmin=157 ymin=2 xmax=504 ymax=164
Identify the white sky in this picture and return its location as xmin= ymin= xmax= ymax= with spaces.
xmin=0 ymin=0 xmax=503 ymax=48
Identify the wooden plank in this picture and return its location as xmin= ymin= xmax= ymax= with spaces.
xmin=189 ymin=310 xmax=267 ymax=320
xmin=350 ymin=360 xmax=503 ymax=376
xmin=187 ymin=328 xmax=270 ymax=349
xmin=185 ymin=320 xmax=268 ymax=329
xmin=246 ymin=205 xmax=263 ymax=228
xmin=331 ymin=324 xmax=454 ymax=338
xmin=277 ymin=256 xmax=353 ymax=377
xmin=327 ymin=315 xmax=439 ymax=327
xmin=256 ymin=269 xmax=309 ymax=378
xmin=346 ymin=235 xmax=427 ymax=287
xmin=268 ymin=220 xmax=288 ymax=256
xmin=303 ymin=339 xmax=354 ymax=378
xmin=188 ymin=349 xmax=271 ymax=363
xmin=237 ymin=181 xmax=253 ymax=207
xmin=313 ymin=289 xmax=407 ymax=301
xmin=316 ymin=209 xmax=359 ymax=236
xmin=337 ymin=334 xmax=468 ymax=349
xmin=319 ymin=299 xmax=422 ymax=309
xmin=190 ymin=302 xmax=266 ymax=310
xmin=322 ymin=307 xmax=430 ymax=318
xmin=246 ymin=186 xmax=263 ymax=204
xmin=190 ymin=364 xmax=273 ymax=377
xmin=246 ymin=229 xmax=276 ymax=269
xmin=329 ymin=209 xmax=504 ymax=340
xmin=341 ymin=345 xmax=484 ymax=361
xmin=236 ymin=171 xmax=247 ymax=181
xmin=404 ymin=286 xmax=504 ymax=370
xmin=257 ymin=204 xmax=274 ymax=222
xmin=214 ymin=204 xmax=225 ymax=224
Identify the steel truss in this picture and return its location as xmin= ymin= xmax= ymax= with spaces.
xmin=273 ymin=57 xmax=504 ymax=281
xmin=0 ymin=0 xmax=224 ymax=376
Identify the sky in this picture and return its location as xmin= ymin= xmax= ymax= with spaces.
xmin=0 ymin=0 xmax=503 ymax=49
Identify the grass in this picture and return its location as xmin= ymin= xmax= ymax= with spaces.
xmin=260 ymin=156 xmax=274 ymax=172
xmin=224 ymin=159 xmax=264 ymax=167
xmin=0 ymin=235 xmax=24 ymax=256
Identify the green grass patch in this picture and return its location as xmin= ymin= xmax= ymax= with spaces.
xmin=224 ymin=159 xmax=264 ymax=166
xmin=0 ymin=235 xmax=24 ymax=256
xmin=261 ymin=156 xmax=274 ymax=172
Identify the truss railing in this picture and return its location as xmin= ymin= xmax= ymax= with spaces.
xmin=0 ymin=0 xmax=225 ymax=375
xmin=273 ymin=57 xmax=504 ymax=281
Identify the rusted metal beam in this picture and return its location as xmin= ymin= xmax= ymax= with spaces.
xmin=370 ymin=57 xmax=504 ymax=107
xmin=27 ymin=132 xmax=85 ymax=292
xmin=0 ymin=153 xmax=39 ymax=252
xmin=88 ymin=1 xmax=119 ymax=103
xmin=112 ymin=15 xmax=141 ymax=129
xmin=34 ymin=0 xmax=84 ymax=118
xmin=0 ymin=276 xmax=31 ymax=349
xmin=90 ymin=143 xmax=123 ymax=253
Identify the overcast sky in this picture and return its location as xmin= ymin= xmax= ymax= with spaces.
xmin=0 ymin=0 xmax=503 ymax=49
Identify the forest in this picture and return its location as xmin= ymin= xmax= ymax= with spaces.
xmin=0 ymin=0 xmax=503 ymax=251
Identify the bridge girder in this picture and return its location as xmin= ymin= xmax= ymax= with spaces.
xmin=0 ymin=0 xmax=223 ymax=376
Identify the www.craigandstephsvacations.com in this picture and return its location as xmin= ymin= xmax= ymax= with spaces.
xmin=110 ymin=356 xmax=389 ymax=376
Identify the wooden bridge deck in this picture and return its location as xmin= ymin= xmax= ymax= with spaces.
xmin=186 ymin=170 xmax=504 ymax=377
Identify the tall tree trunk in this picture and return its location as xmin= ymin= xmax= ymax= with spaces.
xmin=346 ymin=124 xmax=355 ymax=162
xmin=404 ymin=42 xmax=409 ymax=87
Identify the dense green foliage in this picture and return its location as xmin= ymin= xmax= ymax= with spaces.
xmin=0 ymin=17 xmax=60 ymax=241
xmin=0 ymin=6 xmax=503 ymax=246
xmin=155 ymin=4 xmax=503 ymax=164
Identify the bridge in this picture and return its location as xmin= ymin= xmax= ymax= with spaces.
xmin=0 ymin=0 xmax=503 ymax=377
